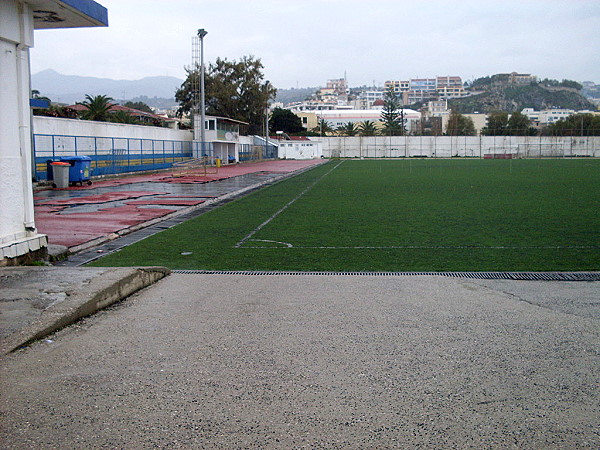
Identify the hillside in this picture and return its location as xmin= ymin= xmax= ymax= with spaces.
xmin=32 ymin=69 xmax=183 ymax=105
xmin=275 ymin=87 xmax=319 ymax=105
xmin=448 ymin=84 xmax=596 ymax=113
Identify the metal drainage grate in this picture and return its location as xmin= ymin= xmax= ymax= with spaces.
xmin=172 ymin=271 xmax=600 ymax=281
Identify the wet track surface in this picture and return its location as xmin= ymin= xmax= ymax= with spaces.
xmin=34 ymin=160 xmax=324 ymax=255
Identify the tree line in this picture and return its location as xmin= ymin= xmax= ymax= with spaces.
xmin=32 ymin=92 xmax=166 ymax=127
xmin=271 ymin=109 xmax=600 ymax=137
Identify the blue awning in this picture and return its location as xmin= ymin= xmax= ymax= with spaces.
xmin=30 ymin=0 xmax=108 ymax=29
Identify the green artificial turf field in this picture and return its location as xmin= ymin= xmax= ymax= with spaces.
xmin=91 ymin=159 xmax=600 ymax=271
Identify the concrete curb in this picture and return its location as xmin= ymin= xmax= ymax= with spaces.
xmin=0 ymin=266 xmax=170 ymax=356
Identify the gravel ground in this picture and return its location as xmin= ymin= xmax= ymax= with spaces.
xmin=1 ymin=274 xmax=598 ymax=448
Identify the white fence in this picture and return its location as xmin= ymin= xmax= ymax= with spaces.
xmin=315 ymin=136 xmax=600 ymax=158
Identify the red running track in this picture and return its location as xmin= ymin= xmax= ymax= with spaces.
xmin=34 ymin=159 xmax=325 ymax=249
xmin=36 ymin=205 xmax=176 ymax=247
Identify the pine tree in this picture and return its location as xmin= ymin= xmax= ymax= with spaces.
xmin=380 ymin=87 xmax=406 ymax=136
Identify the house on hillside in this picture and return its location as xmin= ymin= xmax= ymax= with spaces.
xmin=69 ymin=103 xmax=178 ymax=128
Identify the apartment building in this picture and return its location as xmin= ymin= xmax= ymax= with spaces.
xmin=436 ymin=76 xmax=465 ymax=98
xmin=408 ymin=78 xmax=437 ymax=103
xmin=326 ymin=78 xmax=349 ymax=96
xmin=384 ymin=76 xmax=465 ymax=104
xmin=384 ymin=80 xmax=410 ymax=94
xmin=426 ymin=99 xmax=448 ymax=115
xmin=357 ymin=90 xmax=386 ymax=109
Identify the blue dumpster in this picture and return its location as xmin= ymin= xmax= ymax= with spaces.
xmin=60 ymin=156 xmax=92 ymax=185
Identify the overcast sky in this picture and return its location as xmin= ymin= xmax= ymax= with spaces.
xmin=30 ymin=0 xmax=600 ymax=88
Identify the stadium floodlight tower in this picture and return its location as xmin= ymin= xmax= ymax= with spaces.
xmin=192 ymin=28 xmax=208 ymax=158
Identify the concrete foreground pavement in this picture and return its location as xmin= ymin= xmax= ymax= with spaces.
xmin=1 ymin=274 xmax=598 ymax=448
xmin=0 ymin=266 xmax=169 ymax=355
xmin=0 ymin=160 xmax=322 ymax=353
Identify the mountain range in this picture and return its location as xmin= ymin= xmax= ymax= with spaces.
xmin=31 ymin=69 xmax=184 ymax=105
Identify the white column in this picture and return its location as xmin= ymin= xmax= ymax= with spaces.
xmin=16 ymin=2 xmax=35 ymax=229
xmin=0 ymin=1 xmax=47 ymax=261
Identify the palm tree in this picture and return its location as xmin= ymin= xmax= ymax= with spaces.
xmin=337 ymin=122 xmax=358 ymax=136
xmin=77 ymin=94 xmax=114 ymax=121
xmin=109 ymin=110 xmax=139 ymax=124
xmin=311 ymin=118 xmax=333 ymax=136
xmin=31 ymin=89 xmax=52 ymax=104
xmin=358 ymin=120 xmax=378 ymax=136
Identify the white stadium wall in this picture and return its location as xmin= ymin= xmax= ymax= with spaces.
xmin=313 ymin=136 xmax=600 ymax=158
xmin=33 ymin=116 xmax=193 ymax=142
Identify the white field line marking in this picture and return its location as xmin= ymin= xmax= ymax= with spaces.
xmin=234 ymin=161 xmax=345 ymax=248
xmin=238 ymin=244 xmax=600 ymax=250
xmin=248 ymin=239 xmax=294 ymax=248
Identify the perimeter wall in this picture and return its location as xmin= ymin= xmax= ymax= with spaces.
xmin=32 ymin=117 xmax=194 ymax=180
xmin=315 ymin=136 xmax=600 ymax=158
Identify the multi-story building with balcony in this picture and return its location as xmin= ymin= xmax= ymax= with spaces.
xmin=385 ymin=76 xmax=466 ymax=104
xmin=384 ymin=80 xmax=410 ymax=94
xmin=436 ymin=76 xmax=465 ymax=98
xmin=408 ymin=78 xmax=437 ymax=103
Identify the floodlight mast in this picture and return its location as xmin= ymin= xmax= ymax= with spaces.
xmin=198 ymin=28 xmax=207 ymax=157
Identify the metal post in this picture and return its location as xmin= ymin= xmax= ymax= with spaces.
xmin=198 ymin=29 xmax=208 ymax=158
xmin=264 ymin=81 xmax=271 ymax=160
xmin=127 ymin=137 xmax=130 ymax=171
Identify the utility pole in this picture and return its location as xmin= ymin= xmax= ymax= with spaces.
xmin=264 ymin=81 xmax=270 ymax=160
xmin=198 ymin=28 xmax=207 ymax=157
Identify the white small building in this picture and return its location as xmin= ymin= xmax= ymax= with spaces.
xmin=194 ymin=115 xmax=249 ymax=163
xmin=276 ymin=137 xmax=322 ymax=160
xmin=1 ymin=0 xmax=108 ymax=265
xmin=521 ymin=107 xmax=596 ymax=126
